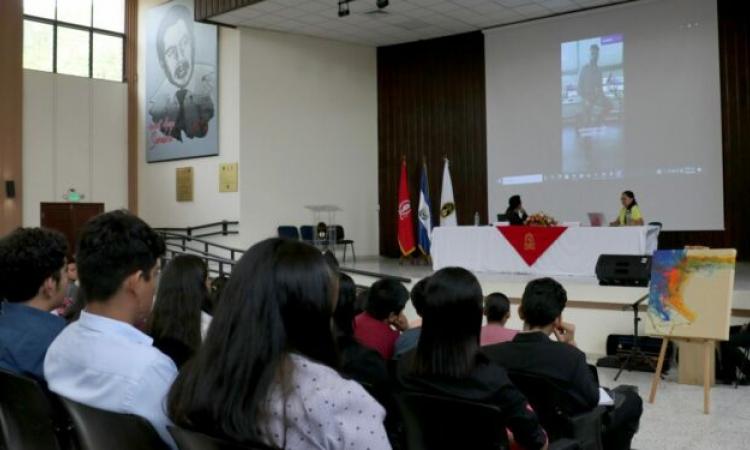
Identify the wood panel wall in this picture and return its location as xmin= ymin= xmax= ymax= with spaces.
xmin=0 ymin=0 xmax=23 ymax=235
xmin=377 ymin=2 xmax=750 ymax=260
xmin=377 ymin=32 xmax=487 ymax=257
xmin=126 ymin=0 xmax=138 ymax=213
xmin=193 ymin=0 xmax=263 ymax=22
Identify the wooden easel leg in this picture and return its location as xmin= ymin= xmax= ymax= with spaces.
xmin=703 ymin=340 xmax=712 ymax=414
xmin=649 ymin=338 xmax=670 ymax=404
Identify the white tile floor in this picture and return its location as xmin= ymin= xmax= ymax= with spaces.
xmin=597 ymin=367 xmax=750 ymax=450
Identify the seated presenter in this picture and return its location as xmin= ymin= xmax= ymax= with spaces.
xmin=610 ymin=190 xmax=644 ymax=226
xmin=506 ymin=195 xmax=528 ymax=226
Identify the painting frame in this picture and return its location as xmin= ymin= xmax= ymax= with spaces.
xmin=145 ymin=0 xmax=219 ymax=163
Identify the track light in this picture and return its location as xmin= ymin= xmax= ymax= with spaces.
xmin=338 ymin=0 xmax=350 ymax=17
xmin=377 ymin=0 xmax=389 ymax=8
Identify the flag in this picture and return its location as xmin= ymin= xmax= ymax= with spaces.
xmin=417 ymin=162 xmax=432 ymax=255
xmin=440 ymin=158 xmax=457 ymax=226
xmin=397 ymin=159 xmax=416 ymax=256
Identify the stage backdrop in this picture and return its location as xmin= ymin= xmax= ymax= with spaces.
xmin=145 ymin=0 xmax=218 ymax=163
xmin=377 ymin=0 xmax=750 ymax=260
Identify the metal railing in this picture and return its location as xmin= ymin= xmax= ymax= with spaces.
xmin=157 ymin=224 xmax=411 ymax=284
xmin=154 ymin=220 xmax=239 ymax=239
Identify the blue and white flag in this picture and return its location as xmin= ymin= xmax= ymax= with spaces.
xmin=418 ymin=163 xmax=433 ymax=255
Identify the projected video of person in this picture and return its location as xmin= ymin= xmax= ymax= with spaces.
xmin=561 ymin=34 xmax=624 ymax=174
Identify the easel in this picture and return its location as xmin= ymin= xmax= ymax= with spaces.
xmin=648 ymin=332 xmax=716 ymax=414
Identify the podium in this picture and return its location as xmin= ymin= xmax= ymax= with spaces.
xmin=304 ymin=205 xmax=342 ymax=251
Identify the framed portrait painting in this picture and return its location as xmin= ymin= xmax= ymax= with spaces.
xmin=146 ymin=0 xmax=218 ymax=162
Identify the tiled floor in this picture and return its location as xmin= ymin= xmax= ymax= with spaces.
xmin=597 ymin=366 xmax=750 ymax=450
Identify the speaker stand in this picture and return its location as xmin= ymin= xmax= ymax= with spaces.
xmin=615 ymin=294 xmax=659 ymax=381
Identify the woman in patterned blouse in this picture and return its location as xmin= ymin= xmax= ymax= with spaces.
xmin=167 ymin=238 xmax=391 ymax=449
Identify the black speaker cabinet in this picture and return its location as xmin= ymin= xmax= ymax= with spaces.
xmin=596 ymin=254 xmax=652 ymax=287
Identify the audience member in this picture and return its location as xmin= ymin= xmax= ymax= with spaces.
xmin=0 ymin=228 xmax=69 ymax=381
xmin=53 ymin=258 xmax=79 ymax=316
xmin=44 ymin=211 xmax=176 ymax=448
xmin=334 ymin=273 xmax=390 ymax=386
xmin=208 ymin=274 xmax=229 ymax=312
xmin=480 ymin=292 xmax=518 ymax=346
xmin=148 ymin=254 xmax=211 ymax=368
xmin=354 ymin=278 xmax=409 ymax=360
xmin=484 ymin=278 xmax=642 ymax=450
xmin=393 ymin=277 xmax=429 ymax=357
xmin=167 ymin=238 xmax=390 ymax=449
xmin=396 ymin=267 xmax=548 ymax=450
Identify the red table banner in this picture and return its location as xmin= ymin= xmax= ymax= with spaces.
xmin=497 ymin=226 xmax=568 ymax=266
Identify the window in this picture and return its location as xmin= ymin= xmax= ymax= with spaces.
xmin=23 ymin=0 xmax=126 ymax=82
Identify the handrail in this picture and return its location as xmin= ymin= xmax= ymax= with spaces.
xmin=164 ymin=242 xmax=237 ymax=262
xmin=340 ymin=267 xmax=411 ymax=284
xmin=154 ymin=220 xmax=239 ymax=239
xmin=164 ymin=247 xmax=237 ymax=277
xmin=158 ymin=231 xmax=245 ymax=261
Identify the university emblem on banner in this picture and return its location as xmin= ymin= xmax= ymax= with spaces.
xmin=440 ymin=203 xmax=455 ymax=218
xmin=523 ymin=232 xmax=536 ymax=251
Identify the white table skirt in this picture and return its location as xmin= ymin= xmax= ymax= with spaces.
xmin=431 ymin=225 xmax=659 ymax=277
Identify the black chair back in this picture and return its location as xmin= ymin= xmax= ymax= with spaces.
xmin=169 ymin=426 xmax=278 ymax=450
xmin=300 ymin=225 xmax=314 ymax=242
xmin=276 ymin=226 xmax=299 ymax=240
xmin=497 ymin=214 xmax=509 ymax=222
xmin=59 ymin=396 xmax=169 ymax=450
xmin=394 ymin=391 xmax=509 ymax=450
xmin=507 ymin=371 xmax=603 ymax=450
xmin=0 ymin=370 xmax=63 ymax=450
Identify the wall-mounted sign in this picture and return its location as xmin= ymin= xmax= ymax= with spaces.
xmin=219 ymin=162 xmax=238 ymax=192
xmin=176 ymin=167 xmax=194 ymax=202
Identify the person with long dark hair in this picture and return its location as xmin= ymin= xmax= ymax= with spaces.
xmin=334 ymin=273 xmax=389 ymax=387
xmin=610 ymin=190 xmax=644 ymax=226
xmin=396 ymin=267 xmax=548 ymax=450
xmin=167 ymin=238 xmax=390 ymax=449
xmin=148 ymin=254 xmax=211 ymax=368
xmin=506 ymin=195 xmax=528 ymax=225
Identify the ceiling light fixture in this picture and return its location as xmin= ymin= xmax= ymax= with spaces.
xmin=338 ymin=0 xmax=350 ymax=17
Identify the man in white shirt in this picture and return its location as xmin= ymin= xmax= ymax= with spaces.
xmin=45 ymin=210 xmax=177 ymax=448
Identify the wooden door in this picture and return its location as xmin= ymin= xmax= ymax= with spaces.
xmin=40 ymin=202 xmax=104 ymax=256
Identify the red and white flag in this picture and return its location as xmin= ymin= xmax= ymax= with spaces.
xmin=397 ymin=159 xmax=416 ymax=256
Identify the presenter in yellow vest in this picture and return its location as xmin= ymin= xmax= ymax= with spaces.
xmin=610 ymin=190 xmax=644 ymax=226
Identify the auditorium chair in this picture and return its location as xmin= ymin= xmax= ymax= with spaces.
xmin=58 ymin=396 xmax=169 ymax=450
xmin=394 ymin=391 xmax=578 ymax=450
xmin=0 ymin=370 xmax=70 ymax=450
xmin=299 ymin=225 xmax=315 ymax=243
xmin=329 ymin=225 xmax=356 ymax=263
xmin=169 ymin=426 xmax=279 ymax=450
xmin=508 ymin=371 xmax=605 ymax=450
xmin=276 ymin=226 xmax=299 ymax=240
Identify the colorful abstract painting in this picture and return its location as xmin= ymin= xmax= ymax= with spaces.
xmin=646 ymin=249 xmax=736 ymax=340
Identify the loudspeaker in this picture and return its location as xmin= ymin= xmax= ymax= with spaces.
xmin=4 ymin=180 xmax=15 ymax=199
xmin=595 ymin=254 xmax=652 ymax=286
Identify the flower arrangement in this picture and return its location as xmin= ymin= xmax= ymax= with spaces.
xmin=525 ymin=212 xmax=558 ymax=227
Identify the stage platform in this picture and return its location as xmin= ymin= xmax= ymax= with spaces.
xmin=341 ymin=257 xmax=750 ymax=357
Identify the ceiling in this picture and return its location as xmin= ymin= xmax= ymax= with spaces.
xmin=210 ymin=0 xmax=634 ymax=47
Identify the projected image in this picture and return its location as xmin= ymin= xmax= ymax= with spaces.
xmin=561 ymin=34 xmax=624 ymax=174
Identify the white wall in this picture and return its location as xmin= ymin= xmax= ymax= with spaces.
xmin=137 ymin=1 xmax=241 ymax=246
xmin=22 ymin=70 xmax=128 ymax=226
xmin=239 ymin=28 xmax=379 ymax=255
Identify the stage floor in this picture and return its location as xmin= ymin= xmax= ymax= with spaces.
xmin=340 ymin=256 xmax=750 ymax=356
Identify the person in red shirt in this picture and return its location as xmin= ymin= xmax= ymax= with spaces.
xmin=480 ymin=292 xmax=519 ymax=346
xmin=354 ymin=279 xmax=409 ymax=359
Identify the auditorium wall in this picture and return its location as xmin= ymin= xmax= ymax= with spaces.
xmin=137 ymin=1 xmax=241 ymax=246
xmin=238 ymin=28 xmax=379 ymax=256
xmin=135 ymin=2 xmax=379 ymax=254
xmin=22 ymin=71 xmax=128 ymax=227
